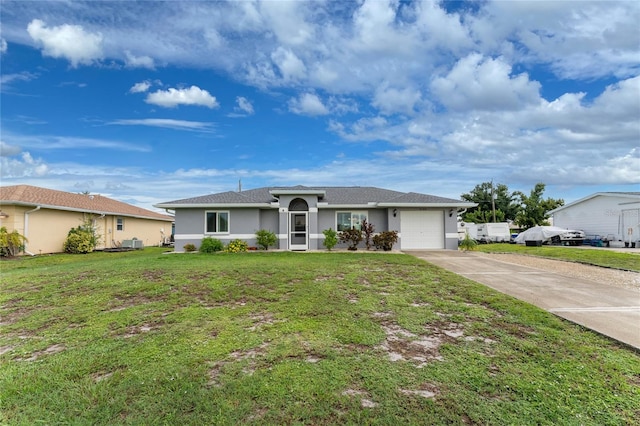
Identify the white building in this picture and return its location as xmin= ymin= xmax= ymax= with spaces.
xmin=548 ymin=192 xmax=640 ymax=244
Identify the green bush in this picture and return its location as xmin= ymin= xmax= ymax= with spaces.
xmin=63 ymin=228 xmax=96 ymax=254
xmin=373 ymin=231 xmax=398 ymax=251
xmin=199 ymin=237 xmax=223 ymax=253
xmin=339 ymin=228 xmax=363 ymax=251
xmin=322 ymin=228 xmax=338 ymax=251
xmin=255 ymin=229 xmax=277 ymax=250
xmin=459 ymin=232 xmax=478 ymax=251
xmin=0 ymin=227 xmax=27 ymax=257
xmin=183 ymin=243 xmax=197 ymax=252
xmin=226 ymin=239 xmax=248 ymax=253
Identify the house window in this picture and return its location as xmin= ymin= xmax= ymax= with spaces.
xmin=116 ymin=217 xmax=124 ymax=231
xmin=337 ymin=211 xmax=368 ymax=231
xmin=206 ymin=211 xmax=229 ymax=233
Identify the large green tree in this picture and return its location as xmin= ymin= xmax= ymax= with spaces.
xmin=514 ymin=183 xmax=564 ymax=229
xmin=461 ymin=182 xmax=519 ymax=223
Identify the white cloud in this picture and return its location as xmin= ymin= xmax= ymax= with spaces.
xmin=234 ymin=97 xmax=254 ymax=115
xmin=108 ymin=118 xmax=215 ymax=132
xmin=259 ymin=1 xmax=314 ymax=46
xmin=288 ymin=93 xmax=329 ymax=116
xmin=145 ymin=86 xmax=219 ymax=108
xmin=2 ymin=132 xmax=151 ymax=152
xmin=27 ymin=19 xmax=103 ymax=67
xmin=271 ymin=47 xmax=306 ymax=81
xmin=0 ymin=71 xmax=38 ymax=86
xmin=129 ymin=80 xmax=152 ymax=93
xmin=372 ymin=83 xmax=422 ymax=116
xmin=0 ymin=141 xmax=22 ymax=157
xmin=0 ymin=38 xmax=7 ymax=54
xmin=431 ymin=54 xmax=541 ymax=111
xmin=0 ymin=151 xmax=49 ymax=178
xmin=124 ymin=50 xmax=155 ymax=69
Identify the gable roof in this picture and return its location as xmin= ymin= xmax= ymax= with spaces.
xmin=0 ymin=185 xmax=173 ymax=221
xmin=548 ymin=192 xmax=640 ymax=215
xmin=155 ymin=186 xmax=476 ymax=208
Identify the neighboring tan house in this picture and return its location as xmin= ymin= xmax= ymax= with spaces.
xmin=155 ymin=185 xmax=476 ymax=252
xmin=0 ymin=185 xmax=174 ymax=255
xmin=548 ymin=192 xmax=640 ymax=244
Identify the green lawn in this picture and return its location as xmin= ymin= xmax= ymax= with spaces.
xmin=1 ymin=248 xmax=639 ymax=425
xmin=475 ymin=243 xmax=640 ymax=272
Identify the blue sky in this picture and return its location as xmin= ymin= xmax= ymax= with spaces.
xmin=1 ymin=0 xmax=638 ymax=212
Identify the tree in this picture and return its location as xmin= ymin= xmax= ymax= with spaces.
xmin=461 ymin=182 xmax=519 ymax=223
xmin=514 ymin=183 xmax=564 ymax=229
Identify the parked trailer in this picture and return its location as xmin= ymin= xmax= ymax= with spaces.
xmin=476 ymin=223 xmax=511 ymax=243
xmin=458 ymin=222 xmax=478 ymax=241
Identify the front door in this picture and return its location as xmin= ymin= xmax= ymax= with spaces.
xmin=289 ymin=212 xmax=308 ymax=250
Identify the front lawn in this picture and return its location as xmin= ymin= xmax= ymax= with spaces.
xmin=475 ymin=243 xmax=640 ymax=272
xmin=1 ymin=249 xmax=639 ymax=424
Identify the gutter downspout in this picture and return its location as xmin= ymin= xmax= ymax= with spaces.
xmin=24 ymin=206 xmax=41 ymax=256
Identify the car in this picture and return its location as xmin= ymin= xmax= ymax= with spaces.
xmin=551 ymin=229 xmax=585 ymax=246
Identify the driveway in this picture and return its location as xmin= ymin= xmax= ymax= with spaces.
xmin=406 ymin=250 xmax=640 ymax=350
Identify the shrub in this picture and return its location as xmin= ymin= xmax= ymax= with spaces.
xmin=63 ymin=228 xmax=96 ymax=254
xmin=183 ymin=243 xmax=197 ymax=252
xmin=255 ymin=229 xmax=277 ymax=250
xmin=199 ymin=237 xmax=223 ymax=253
xmin=362 ymin=219 xmax=375 ymax=250
xmin=339 ymin=228 xmax=363 ymax=251
xmin=459 ymin=232 xmax=478 ymax=251
xmin=226 ymin=239 xmax=248 ymax=253
xmin=322 ymin=228 xmax=338 ymax=251
xmin=373 ymin=231 xmax=398 ymax=251
xmin=63 ymin=216 xmax=100 ymax=254
xmin=0 ymin=227 xmax=27 ymax=257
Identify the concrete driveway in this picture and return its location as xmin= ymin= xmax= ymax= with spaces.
xmin=406 ymin=250 xmax=640 ymax=350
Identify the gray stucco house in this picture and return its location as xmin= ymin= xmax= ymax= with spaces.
xmin=155 ymin=186 xmax=476 ymax=252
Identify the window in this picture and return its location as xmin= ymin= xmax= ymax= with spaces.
xmin=116 ymin=217 xmax=124 ymax=231
xmin=337 ymin=211 xmax=368 ymax=231
xmin=206 ymin=211 xmax=229 ymax=233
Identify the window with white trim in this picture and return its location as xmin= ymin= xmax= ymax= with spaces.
xmin=116 ymin=217 xmax=124 ymax=231
xmin=205 ymin=211 xmax=229 ymax=233
xmin=336 ymin=211 xmax=368 ymax=231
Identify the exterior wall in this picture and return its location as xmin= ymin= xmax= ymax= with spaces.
xmin=317 ymin=208 xmax=390 ymax=250
xmin=552 ymin=195 xmax=637 ymax=240
xmin=173 ymin=207 xmax=268 ymax=251
xmin=0 ymin=206 xmax=171 ymax=255
xmin=443 ymin=209 xmax=459 ymax=250
xmin=101 ymin=215 xmax=171 ymax=249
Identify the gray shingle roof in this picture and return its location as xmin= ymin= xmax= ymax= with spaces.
xmin=156 ymin=186 xmax=473 ymax=208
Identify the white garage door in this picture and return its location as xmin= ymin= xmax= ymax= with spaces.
xmin=400 ymin=210 xmax=444 ymax=249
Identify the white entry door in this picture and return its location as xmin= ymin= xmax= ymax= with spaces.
xmin=400 ymin=210 xmax=444 ymax=249
xmin=289 ymin=212 xmax=308 ymax=250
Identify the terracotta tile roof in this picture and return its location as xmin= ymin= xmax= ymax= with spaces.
xmin=0 ymin=185 xmax=173 ymax=221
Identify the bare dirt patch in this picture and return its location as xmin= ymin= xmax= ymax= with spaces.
xmin=207 ymin=342 xmax=270 ymax=388
xmin=18 ymin=343 xmax=65 ymax=361
xmin=375 ymin=317 xmax=470 ymax=368
xmin=342 ymin=389 xmax=378 ymax=408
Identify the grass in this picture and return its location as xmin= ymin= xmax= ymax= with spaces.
xmin=475 ymin=243 xmax=640 ymax=272
xmin=1 ymin=248 xmax=639 ymax=424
